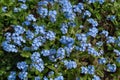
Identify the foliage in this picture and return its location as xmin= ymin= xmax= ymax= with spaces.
xmin=0 ymin=0 xmax=120 ymax=80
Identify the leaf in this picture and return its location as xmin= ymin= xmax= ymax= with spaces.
xmin=96 ymin=13 xmax=101 ymax=20
xmin=20 ymin=51 xmax=31 ymax=58
xmin=0 ymin=50 xmax=4 ymax=56
xmin=97 ymin=70 xmax=104 ymax=77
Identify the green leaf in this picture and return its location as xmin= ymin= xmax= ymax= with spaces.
xmin=96 ymin=13 xmax=101 ymax=20
xmin=97 ymin=70 xmax=104 ymax=77
xmin=20 ymin=51 xmax=31 ymax=58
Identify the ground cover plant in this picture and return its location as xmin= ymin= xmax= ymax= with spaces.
xmin=0 ymin=0 xmax=120 ymax=80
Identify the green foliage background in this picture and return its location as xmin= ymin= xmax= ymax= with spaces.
xmin=0 ymin=0 xmax=120 ymax=80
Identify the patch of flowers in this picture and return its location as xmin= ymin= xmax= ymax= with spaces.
xmin=0 ymin=0 xmax=120 ymax=80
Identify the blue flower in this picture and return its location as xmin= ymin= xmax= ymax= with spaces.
xmin=64 ymin=12 xmax=76 ymax=21
xmin=87 ymin=65 xmax=95 ymax=74
xmin=31 ymin=39 xmax=42 ymax=50
xmin=60 ymin=23 xmax=68 ymax=34
xmin=49 ymin=55 xmax=57 ymax=62
xmin=41 ymin=49 xmax=50 ymax=56
xmin=73 ymin=5 xmax=82 ymax=13
xmin=92 ymin=75 xmax=101 ymax=80
xmin=60 ymin=27 xmax=68 ymax=34
xmin=33 ymin=24 xmax=46 ymax=35
xmin=31 ymin=52 xmax=44 ymax=72
xmin=47 ymin=49 xmax=56 ymax=61
xmin=56 ymin=47 xmax=65 ymax=59
xmin=45 ymin=31 xmax=56 ymax=41
xmin=49 ymin=15 xmax=57 ymax=23
xmin=22 ymin=46 xmax=31 ymax=51
xmin=20 ymin=4 xmax=28 ymax=10
xmin=18 ymin=71 xmax=28 ymax=80
xmin=8 ymin=71 xmax=16 ymax=80
xmin=31 ymin=52 xmax=40 ymax=61
xmin=59 ymin=0 xmax=72 ymax=13
xmin=4 ymin=32 xmax=11 ymax=42
xmin=113 ymin=49 xmax=120 ymax=56
xmin=58 ymin=0 xmax=75 ymax=21
xmin=26 ymin=14 xmax=36 ymax=22
xmin=106 ymin=36 xmax=115 ymax=43
xmin=37 ymin=7 xmax=48 ymax=18
xmin=87 ymin=18 xmax=98 ymax=27
xmin=107 ymin=15 xmax=116 ymax=21
xmin=98 ymin=58 xmax=107 ymax=64
xmin=87 ymin=27 xmax=98 ymax=37
xmin=13 ymin=7 xmax=21 ymax=12
xmin=26 ymin=30 xmax=34 ymax=40
xmin=60 ymin=36 xmax=74 ymax=47
xmin=116 ymin=57 xmax=120 ymax=63
xmin=18 ymin=0 xmax=26 ymax=3
xmin=49 ymin=10 xmax=57 ymax=22
xmin=63 ymin=60 xmax=77 ymax=69
xmin=87 ymin=47 xmax=100 ymax=56
xmin=35 ymin=76 xmax=41 ymax=80
xmin=83 ymin=67 xmax=94 ymax=75
xmin=31 ymin=36 xmax=46 ymax=50
xmin=50 ymin=49 xmax=56 ymax=55
xmin=38 ymin=1 xmax=48 ymax=6
xmin=11 ymin=33 xmax=26 ymax=46
xmin=2 ymin=41 xmax=18 ymax=53
xmin=64 ymin=46 xmax=74 ymax=57
xmin=107 ymin=64 xmax=116 ymax=72
xmin=98 ymin=0 xmax=105 ymax=4
xmin=100 ymin=30 xmax=109 ymax=37
xmin=13 ymin=25 xmax=25 ymax=34
xmin=48 ymin=71 xmax=54 ymax=77
xmin=96 ymin=41 xmax=103 ymax=47
xmin=79 ymin=25 xmax=84 ymax=28
xmin=73 ymin=3 xmax=84 ymax=13
xmin=2 ymin=6 xmax=7 ymax=12
xmin=77 ymin=3 xmax=84 ymax=10
xmin=68 ymin=21 xmax=76 ymax=27
xmin=81 ymin=66 xmax=88 ymax=74
xmin=17 ymin=61 xmax=28 ymax=71
xmin=22 ymin=20 xmax=31 ymax=25
xmin=83 ymin=10 xmax=91 ymax=18
xmin=75 ymin=42 xmax=89 ymax=52
xmin=115 ymin=39 xmax=120 ymax=44
xmin=88 ymin=0 xmax=96 ymax=4
xmin=46 ymin=0 xmax=55 ymax=6
xmin=43 ymin=76 xmax=49 ymax=80
xmin=54 ymin=75 xmax=64 ymax=80
xmin=76 ymin=33 xmax=87 ymax=42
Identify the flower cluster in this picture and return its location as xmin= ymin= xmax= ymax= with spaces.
xmin=31 ymin=52 xmax=45 ymax=72
xmin=8 ymin=71 xmax=16 ymax=80
xmin=63 ymin=60 xmax=77 ymax=69
xmin=81 ymin=65 xmax=95 ymax=75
